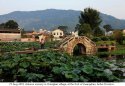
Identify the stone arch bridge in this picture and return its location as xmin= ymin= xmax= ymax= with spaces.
xmin=57 ymin=36 xmax=96 ymax=55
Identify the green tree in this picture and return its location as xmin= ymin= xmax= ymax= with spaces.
xmin=4 ymin=20 xmax=18 ymax=29
xmin=0 ymin=23 xmax=5 ymax=28
xmin=103 ymin=24 xmax=113 ymax=32
xmin=78 ymin=23 xmax=92 ymax=37
xmin=77 ymin=8 xmax=102 ymax=37
xmin=113 ymin=30 xmax=123 ymax=45
xmin=79 ymin=8 xmax=102 ymax=30
xmin=75 ymin=24 xmax=80 ymax=32
xmin=93 ymin=27 xmax=104 ymax=37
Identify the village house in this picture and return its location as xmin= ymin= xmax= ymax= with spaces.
xmin=51 ymin=29 xmax=64 ymax=41
xmin=0 ymin=28 xmax=21 ymax=42
xmin=39 ymin=29 xmax=47 ymax=33
xmin=22 ymin=31 xmax=34 ymax=37
xmin=21 ymin=30 xmax=38 ymax=42
xmin=38 ymin=29 xmax=52 ymax=42
xmin=21 ymin=28 xmax=51 ymax=42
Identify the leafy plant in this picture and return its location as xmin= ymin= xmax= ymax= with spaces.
xmin=0 ymin=51 xmax=124 ymax=82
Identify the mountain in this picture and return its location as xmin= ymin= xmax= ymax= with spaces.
xmin=100 ymin=13 xmax=125 ymax=29
xmin=0 ymin=9 xmax=125 ymax=31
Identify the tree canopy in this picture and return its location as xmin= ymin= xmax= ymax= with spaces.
xmin=113 ymin=30 xmax=123 ymax=45
xmin=0 ymin=23 xmax=5 ymax=28
xmin=93 ymin=27 xmax=104 ymax=37
xmin=103 ymin=24 xmax=113 ymax=32
xmin=77 ymin=23 xmax=92 ymax=37
xmin=0 ymin=20 xmax=19 ymax=29
xmin=77 ymin=8 xmax=103 ymax=37
xmin=79 ymin=8 xmax=102 ymax=30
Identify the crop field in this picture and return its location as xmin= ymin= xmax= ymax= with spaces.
xmin=0 ymin=41 xmax=125 ymax=82
xmin=0 ymin=41 xmax=58 ymax=53
xmin=0 ymin=51 xmax=124 ymax=82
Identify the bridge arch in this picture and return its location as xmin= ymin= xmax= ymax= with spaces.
xmin=73 ymin=43 xmax=86 ymax=56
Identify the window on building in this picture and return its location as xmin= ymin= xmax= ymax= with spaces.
xmin=53 ymin=33 xmax=55 ymax=35
xmin=60 ymin=33 xmax=62 ymax=35
xmin=57 ymin=33 xmax=58 ymax=35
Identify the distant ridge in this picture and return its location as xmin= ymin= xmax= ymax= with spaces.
xmin=0 ymin=9 xmax=125 ymax=31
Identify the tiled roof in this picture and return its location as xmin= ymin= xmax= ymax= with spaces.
xmin=0 ymin=28 xmax=20 ymax=33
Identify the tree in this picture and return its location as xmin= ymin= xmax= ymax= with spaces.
xmin=78 ymin=23 xmax=92 ymax=37
xmin=79 ymin=8 xmax=102 ymax=30
xmin=4 ymin=20 xmax=18 ymax=29
xmin=93 ymin=27 xmax=104 ymax=37
xmin=77 ymin=8 xmax=102 ymax=37
xmin=103 ymin=24 xmax=113 ymax=32
xmin=113 ymin=30 xmax=123 ymax=45
xmin=75 ymin=24 xmax=80 ymax=32
xmin=0 ymin=23 xmax=5 ymax=28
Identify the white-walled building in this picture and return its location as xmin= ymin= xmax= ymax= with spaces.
xmin=105 ymin=31 xmax=113 ymax=36
xmin=39 ymin=29 xmax=47 ymax=33
xmin=52 ymin=29 xmax=64 ymax=40
xmin=71 ymin=31 xmax=78 ymax=37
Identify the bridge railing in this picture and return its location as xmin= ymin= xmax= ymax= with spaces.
xmin=80 ymin=36 xmax=96 ymax=46
xmin=57 ymin=36 xmax=74 ymax=45
xmin=60 ymin=37 xmax=74 ymax=47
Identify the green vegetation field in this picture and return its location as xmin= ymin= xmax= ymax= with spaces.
xmin=0 ymin=41 xmax=58 ymax=53
xmin=96 ymin=41 xmax=116 ymax=46
xmin=0 ymin=51 xmax=124 ymax=82
xmin=0 ymin=41 xmax=125 ymax=82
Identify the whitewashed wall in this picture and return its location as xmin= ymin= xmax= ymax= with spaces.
xmin=0 ymin=33 xmax=21 ymax=41
xmin=21 ymin=38 xmax=35 ymax=42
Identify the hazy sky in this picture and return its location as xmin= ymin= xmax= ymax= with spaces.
xmin=0 ymin=0 xmax=125 ymax=19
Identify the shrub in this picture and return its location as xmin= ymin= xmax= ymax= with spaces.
xmin=109 ymin=36 xmax=115 ymax=41
xmin=101 ymin=36 xmax=109 ymax=41
xmin=92 ymin=37 xmax=101 ymax=42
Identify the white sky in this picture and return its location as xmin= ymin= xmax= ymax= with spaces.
xmin=0 ymin=0 xmax=125 ymax=19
